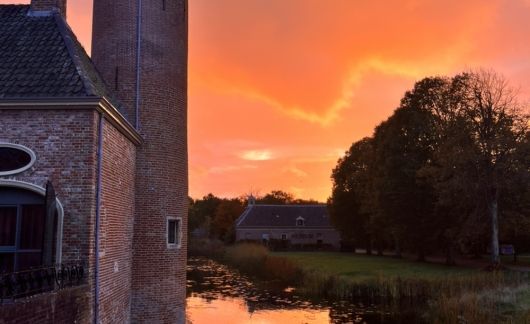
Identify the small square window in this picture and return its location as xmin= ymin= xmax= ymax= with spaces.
xmin=167 ymin=218 xmax=182 ymax=248
xmin=281 ymin=234 xmax=287 ymax=240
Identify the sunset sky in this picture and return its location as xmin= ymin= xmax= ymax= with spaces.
xmin=4 ymin=0 xmax=530 ymax=201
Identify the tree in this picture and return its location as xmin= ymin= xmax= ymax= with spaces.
xmin=372 ymin=102 xmax=439 ymax=261
xmin=329 ymin=70 xmax=529 ymax=265
xmin=328 ymin=137 xmax=375 ymax=253
xmin=452 ymin=70 xmax=528 ymax=266
xmin=188 ymin=193 xmax=222 ymax=238
xmin=258 ymin=190 xmax=295 ymax=205
xmin=401 ymin=71 xmax=529 ymax=265
xmin=211 ymin=198 xmax=245 ymax=243
xmin=409 ymin=75 xmax=477 ymax=264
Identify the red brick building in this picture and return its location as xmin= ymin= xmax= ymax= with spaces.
xmin=0 ymin=0 xmax=187 ymax=322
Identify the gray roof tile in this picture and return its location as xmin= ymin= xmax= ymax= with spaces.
xmin=0 ymin=5 xmax=126 ymax=118
xmin=236 ymin=205 xmax=334 ymax=228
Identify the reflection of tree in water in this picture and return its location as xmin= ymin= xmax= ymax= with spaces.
xmin=187 ymin=258 xmax=422 ymax=324
xmin=186 ymin=258 xmax=309 ymax=312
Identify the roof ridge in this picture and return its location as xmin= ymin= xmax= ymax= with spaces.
xmin=253 ymin=204 xmax=326 ymax=207
xmin=53 ymin=14 xmax=97 ymax=96
xmin=51 ymin=14 xmax=131 ymax=121
xmin=235 ymin=204 xmax=254 ymax=227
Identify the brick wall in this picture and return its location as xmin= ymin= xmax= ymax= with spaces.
xmin=92 ymin=0 xmax=189 ymax=322
xmin=0 ymin=285 xmax=90 ymax=324
xmin=91 ymin=0 xmax=138 ymax=123
xmin=0 ymin=109 xmax=98 ymax=266
xmin=0 ymin=108 xmax=139 ymax=322
xmin=97 ymin=119 xmax=136 ymax=323
xmin=0 ymin=108 xmax=98 ymax=320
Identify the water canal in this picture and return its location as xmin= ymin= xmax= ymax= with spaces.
xmin=185 ymin=257 xmax=422 ymax=324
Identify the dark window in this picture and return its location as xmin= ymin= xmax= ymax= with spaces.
xmin=0 ymin=147 xmax=32 ymax=173
xmin=296 ymin=219 xmax=304 ymax=226
xmin=20 ymin=205 xmax=46 ymax=249
xmin=0 ymin=253 xmax=14 ymax=273
xmin=0 ymin=207 xmax=17 ymax=246
xmin=167 ymin=218 xmax=181 ymax=246
xmin=281 ymin=234 xmax=287 ymax=240
xmin=0 ymin=188 xmax=55 ymax=273
xmin=0 ymin=205 xmax=47 ymax=272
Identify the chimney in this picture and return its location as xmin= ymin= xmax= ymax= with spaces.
xmin=30 ymin=0 xmax=67 ymax=18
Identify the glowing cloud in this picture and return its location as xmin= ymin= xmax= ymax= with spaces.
xmin=239 ymin=150 xmax=274 ymax=161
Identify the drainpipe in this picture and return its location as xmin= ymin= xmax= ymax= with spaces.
xmin=135 ymin=0 xmax=142 ymax=130
xmin=94 ymin=113 xmax=104 ymax=324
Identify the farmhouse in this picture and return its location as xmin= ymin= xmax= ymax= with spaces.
xmin=235 ymin=201 xmax=340 ymax=249
xmin=0 ymin=0 xmax=188 ymax=323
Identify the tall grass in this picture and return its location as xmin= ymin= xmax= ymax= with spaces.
xmin=429 ymin=284 xmax=530 ymax=323
xmin=224 ymin=243 xmax=303 ymax=284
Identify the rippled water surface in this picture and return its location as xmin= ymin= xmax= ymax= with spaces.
xmin=186 ymin=257 xmax=421 ymax=324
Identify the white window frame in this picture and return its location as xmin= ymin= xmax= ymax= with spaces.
xmin=296 ymin=216 xmax=305 ymax=227
xmin=167 ymin=217 xmax=182 ymax=249
xmin=0 ymin=143 xmax=37 ymax=176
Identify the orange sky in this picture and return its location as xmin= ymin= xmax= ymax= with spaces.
xmin=4 ymin=0 xmax=530 ymax=201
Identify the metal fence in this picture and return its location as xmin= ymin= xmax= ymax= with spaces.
xmin=0 ymin=264 xmax=85 ymax=302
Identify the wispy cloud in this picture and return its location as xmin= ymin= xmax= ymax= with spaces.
xmin=209 ymin=164 xmax=258 ymax=174
xmin=282 ymin=166 xmax=308 ymax=178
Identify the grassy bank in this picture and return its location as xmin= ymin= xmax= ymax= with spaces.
xmin=189 ymin=240 xmax=529 ymax=323
xmin=276 ymin=251 xmax=530 ymax=323
xmin=496 ymin=254 xmax=530 ymax=267
xmin=274 ymin=252 xmax=472 ymax=281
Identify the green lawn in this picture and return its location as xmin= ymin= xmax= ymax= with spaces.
xmin=502 ymin=254 xmax=530 ymax=267
xmin=273 ymin=252 xmax=473 ymax=281
xmin=518 ymin=289 xmax=530 ymax=308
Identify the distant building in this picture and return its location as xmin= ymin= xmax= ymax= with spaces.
xmin=235 ymin=202 xmax=340 ymax=249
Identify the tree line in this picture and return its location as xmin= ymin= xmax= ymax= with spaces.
xmin=189 ymin=190 xmax=319 ymax=243
xmin=328 ymin=70 xmax=530 ymax=266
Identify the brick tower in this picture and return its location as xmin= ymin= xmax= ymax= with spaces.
xmin=92 ymin=1 xmax=188 ymax=323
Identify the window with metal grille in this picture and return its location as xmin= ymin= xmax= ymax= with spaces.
xmin=0 ymin=188 xmax=56 ymax=273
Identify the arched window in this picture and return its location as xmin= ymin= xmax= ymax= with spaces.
xmin=296 ymin=216 xmax=305 ymax=226
xmin=0 ymin=187 xmax=57 ymax=272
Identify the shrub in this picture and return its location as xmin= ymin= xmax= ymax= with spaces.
xmin=188 ymin=238 xmax=226 ymax=259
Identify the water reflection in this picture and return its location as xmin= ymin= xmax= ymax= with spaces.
xmin=186 ymin=257 xmax=421 ymax=324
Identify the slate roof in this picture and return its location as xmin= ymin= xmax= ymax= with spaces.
xmin=0 ymin=5 xmax=125 ymax=115
xmin=236 ymin=204 xmax=334 ymax=228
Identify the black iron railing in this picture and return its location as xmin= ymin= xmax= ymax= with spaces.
xmin=0 ymin=264 xmax=85 ymax=302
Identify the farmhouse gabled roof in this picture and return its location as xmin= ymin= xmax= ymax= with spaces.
xmin=235 ymin=204 xmax=335 ymax=228
xmin=0 ymin=5 xmax=125 ymax=116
